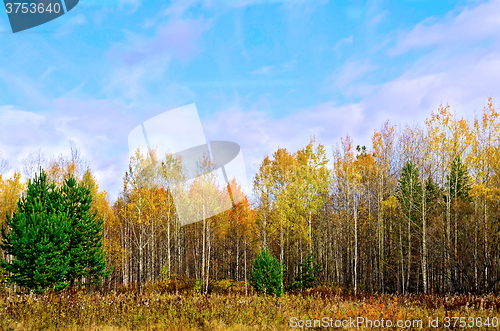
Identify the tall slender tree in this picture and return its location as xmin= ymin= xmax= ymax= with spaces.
xmin=396 ymin=161 xmax=422 ymax=293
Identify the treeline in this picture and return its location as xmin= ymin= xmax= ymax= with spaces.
xmin=1 ymin=99 xmax=500 ymax=294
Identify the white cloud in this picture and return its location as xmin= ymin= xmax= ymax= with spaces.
xmin=251 ymin=65 xmax=274 ymax=75
xmin=334 ymin=35 xmax=353 ymax=49
xmin=3 ymin=0 xmax=499 ymax=203
xmin=105 ymin=56 xmax=170 ymax=102
xmin=109 ymin=17 xmax=211 ymax=67
xmin=53 ymin=13 xmax=87 ymax=37
xmin=0 ymin=99 xmax=137 ymax=201
xmin=251 ymin=60 xmax=297 ymax=75
xmin=391 ymin=0 xmax=500 ymax=55
xmin=202 ymin=101 xmax=366 ymax=192
xmin=164 ymin=0 xmax=200 ymax=17
xmin=119 ymin=0 xmax=141 ymax=13
xmin=329 ymin=59 xmax=376 ymax=90
xmin=0 ymin=106 xmax=45 ymax=126
xmin=371 ymin=11 xmax=387 ymax=25
xmin=365 ymin=46 xmax=500 ymax=126
xmin=203 ymin=3 xmax=500 ymax=192
xmin=0 ymin=69 xmax=51 ymax=107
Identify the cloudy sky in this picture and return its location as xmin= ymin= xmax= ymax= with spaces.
xmin=0 ymin=0 xmax=499 ymax=201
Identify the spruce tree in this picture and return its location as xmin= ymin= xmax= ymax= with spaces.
xmin=0 ymin=171 xmax=70 ymax=293
xmin=249 ymin=249 xmax=283 ymax=296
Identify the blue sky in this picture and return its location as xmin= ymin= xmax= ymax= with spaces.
xmin=0 ymin=0 xmax=499 ymax=200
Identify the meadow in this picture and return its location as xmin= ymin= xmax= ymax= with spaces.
xmin=0 ymin=281 xmax=499 ymax=330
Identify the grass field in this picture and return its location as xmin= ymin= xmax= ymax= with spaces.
xmin=1 ymin=283 xmax=499 ymax=330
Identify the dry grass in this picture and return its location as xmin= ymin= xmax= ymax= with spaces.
xmin=0 ymin=282 xmax=499 ymax=330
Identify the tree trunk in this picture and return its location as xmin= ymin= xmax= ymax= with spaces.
xmin=244 ymin=239 xmax=248 ymax=296
xmin=400 ymin=222 xmax=405 ymax=294
xmin=151 ymin=216 xmax=155 ymax=282
xmin=206 ymin=219 xmax=211 ymax=294
xmin=167 ymin=202 xmax=171 ymax=275
xmin=378 ymin=180 xmax=384 ymax=293
xmin=138 ymin=226 xmax=143 ymax=294
xmin=309 ymin=210 xmax=312 ymax=254
xmin=421 ymin=182 xmax=428 ymax=294
xmin=236 ymin=214 xmax=239 ymax=280
xmin=484 ymin=197 xmax=488 ymax=290
xmin=446 ymin=183 xmax=451 ymax=292
xmin=474 ymin=197 xmax=478 ymax=292
xmin=201 ymin=190 xmax=206 ymax=293
xmin=354 ymin=193 xmax=358 ymax=296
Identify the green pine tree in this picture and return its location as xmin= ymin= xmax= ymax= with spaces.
xmin=396 ymin=161 xmax=422 ymax=223
xmin=291 ymin=254 xmax=323 ymax=291
xmin=425 ymin=176 xmax=438 ymax=207
xmin=60 ymin=175 xmax=110 ymax=288
xmin=249 ymin=249 xmax=283 ymax=296
xmin=0 ymin=170 xmax=70 ymax=293
xmin=0 ymin=169 xmax=110 ymax=292
xmin=446 ymin=155 xmax=471 ymax=202
xmin=444 ymin=155 xmax=472 ymax=291
xmin=396 ymin=161 xmax=422 ymax=293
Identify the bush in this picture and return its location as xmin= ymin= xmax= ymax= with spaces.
xmin=249 ymin=249 xmax=283 ymax=296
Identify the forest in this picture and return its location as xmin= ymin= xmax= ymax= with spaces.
xmin=0 ymin=98 xmax=500 ymax=330
xmin=1 ymin=100 xmax=500 ymax=297
xmin=1 ymin=100 xmax=500 ymax=329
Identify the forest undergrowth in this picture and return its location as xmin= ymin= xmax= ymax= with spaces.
xmin=0 ymin=280 xmax=499 ymax=330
